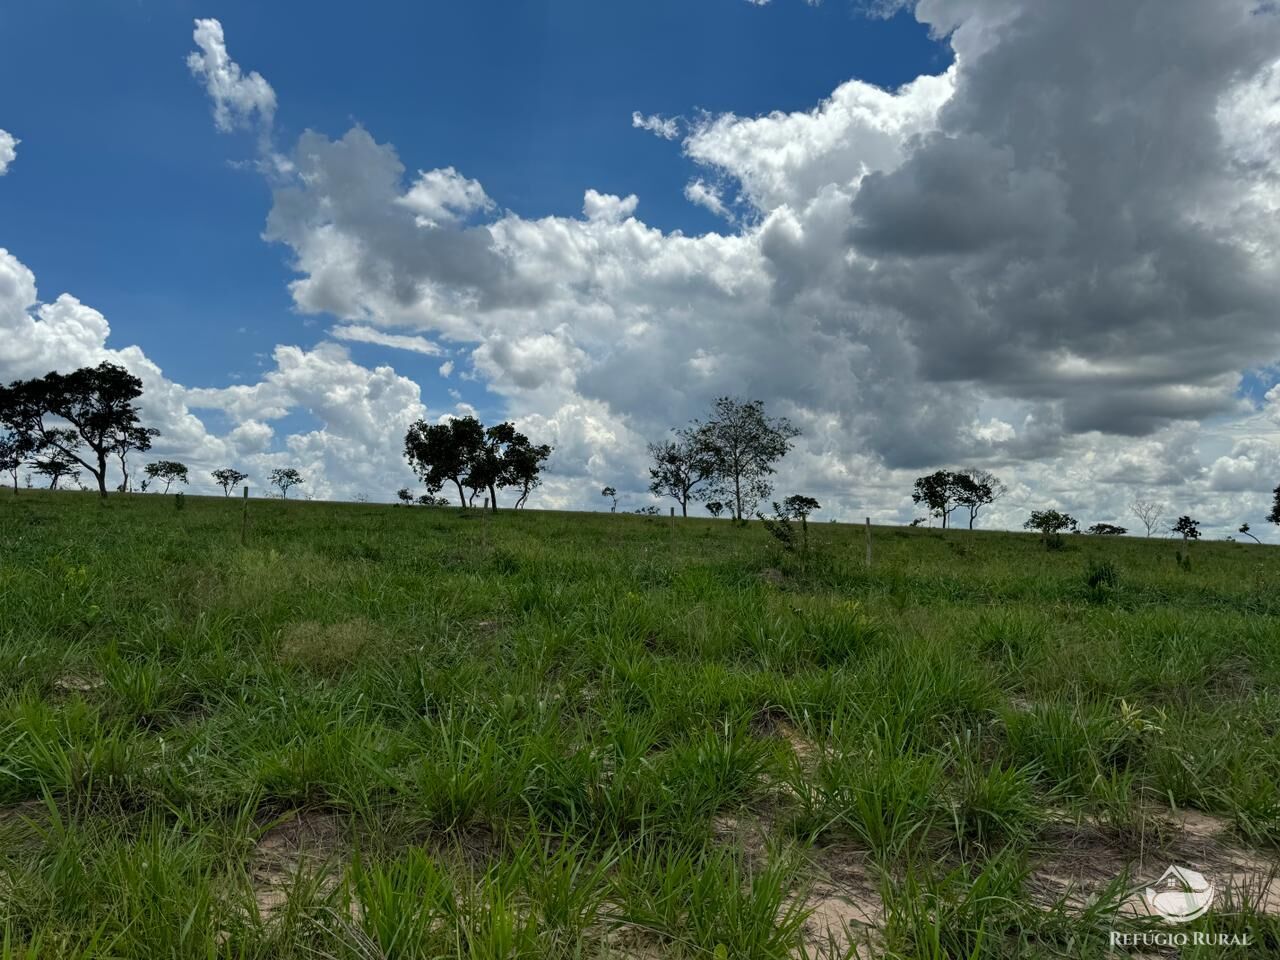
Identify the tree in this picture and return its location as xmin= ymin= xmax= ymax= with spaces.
xmin=396 ymin=487 xmax=415 ymax=505
xmin=705 ymin=500 xmax=725 ymax=518
xmin=694 ymin=397 xmax=799 ymax=522
xmin=758 ymin=495 xmax=822 ymax=557
xmin=1171 ymin=516 xmax=1201 ymax=541
xmin=1268 ymin=486 xmax=1280 ymax=527
xmin=112 ymin=425 xmax=159 ymax=493
xmin=270 ymin=468 xmax=304 ymax=498
xmin=953 ymin=468 xmax=1006 ymax=529
xmin=0 ymin=431 xmax=29 ymax=494
xmin=648 ymin=431 xmax=716 ymax=517
xmin=33 ymin=450 xmax=80 ymax=490
xmin=0 ymin=361 xmax=148 ymax=498
xmin=0 ymin=394 xmax=40 ymax=494
xmin=1130 ymin=499 xmax=1165 ymax=538
xmin=1238 ymin=522 xmax=1261 ymax=544
xmin=505 ymin=436 xmax=552 ymax=509
xmin=1087 ymin=523 xmax=1127 ymax=536
xmin=212 ymin=468 xmax=249 ymax=497
xmin=601 ymin=486 xmax=617 ymax=512
xmin=912 ymin=471 xmax=962 ymax=529
xmin=145 ymin=460 xmax=189 ymax=494
xmin=1024 ymin=509 xmax=1077 ymax=548
xmin=404 ymin=416 xmax=486 ymax=506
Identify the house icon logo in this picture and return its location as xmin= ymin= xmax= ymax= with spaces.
xmin=1143 ymin=865 xmax=1214 ymax=923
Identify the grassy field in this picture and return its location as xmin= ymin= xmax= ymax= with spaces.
xmin=1 ymin=491 xmax=1278 ymax=958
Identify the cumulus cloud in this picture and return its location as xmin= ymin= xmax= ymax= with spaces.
xmin=187 ymin=19 xmax=276 ymax=134
xmin=0 ymin=130 xmax=18 ymax=175
xmin=397 ymin=167 xmax=494 ymax=227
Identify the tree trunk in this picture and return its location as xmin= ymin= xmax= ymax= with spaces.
xmin=452 ymin=478 xmax=466 ymax=506
xmin=488 ymin=483 xmax=498 ymax=511
xmin=733 ymin=474 xmax=742 ymax=522
xmin=95 ymin=452 xmax=108 ymax=498
xmin=681 ymin=497 xmax=688 ymax=518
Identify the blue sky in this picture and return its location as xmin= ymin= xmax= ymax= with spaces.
xmin=0 ymin=0 xmax=945 ymax=409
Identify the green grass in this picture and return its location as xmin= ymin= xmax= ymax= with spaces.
xmin=1 ymin=490 xmax=1279 ymax=957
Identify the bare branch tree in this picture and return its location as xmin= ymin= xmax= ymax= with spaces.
xmin=1130 ymin=498 xmax=1165 ymax=538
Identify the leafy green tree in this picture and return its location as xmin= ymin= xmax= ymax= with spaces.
xmin=648 ymin=430 xmax=715 ymax=517
xmin=1171 ymin=515 xmax=1201 ymax=541
xmin=504 ymin=435 xmax=552 ymax=509
xmin=1238 ymin=522 xmax=1261 ymax=544
xmin=912 ymin=470 xmax=963 ymax=529
xmin=953 ymin=468 xmax=1006 ymax=529
xmin=1087 ymin=523 xmax=1127 ymax=536
xmin=705 ymin=500 xmax=725 ymax=518
xmin=404 ymin=416 xmax=486 ymax=506
xmin=0 ymin=362 xmax=149 ymax=498
xmin=145 ymin=460 xmax=189 ymax=494
xmin=601 ymin=486 xmax=617 ymax=512
xmin=1024 ymin=509 xmax=1077 ymax=548
xmin=1268 ymin=486 xmax=1280 ymax=527
xmin=34 ymin=450 xmax=80 ymax=490
xmin=270 ymin=467 xmax=304 ymax=498
xmin=113 ymin=426 xmax=159 ymax=493
xmin=212 ymin=468 xmax=248 ymax=496
xmin=694 ymin=397 xmax=799 ymax=522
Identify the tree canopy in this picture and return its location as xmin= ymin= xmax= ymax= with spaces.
xmin=0 ymin=362 xmax=151 ymax=499
xmin=692 ymin=397 xmax=798 ymax=522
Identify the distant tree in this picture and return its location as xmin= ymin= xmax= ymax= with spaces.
xmin=112 ymin=425 xmax=159 ymax=493
xmin=909 ymin=517 xmax=927 ymax=527
xmin=464 ymin=421 xmax=549 ymax=511
xmin=145 ymin=460 xmax=189 ymax=494
xmin=1171 ymin=515 xmax=1201 ymax=541
xmin=0 ymin=393 xmax=40 ymax=494
xmin=1268 ymin=486 xmax=1280 ymax=527
xmin=912 ymin=470 xmax=962 ymax=529
xmin=601 ymin=486 xmax=617 ymax=512
xmin=648 ymin=431 xmax=716 ymax=517
xmin=705 ymin=500 xmax=725 ymax=518
xmin=505 ymin=436 xmax=552 ymax=509
xmin=212 ymin=468 xmax=249 ymax=497
xmin=953 ymin=468 xmax=1006 ymax=529
xmin=404 ymin=416 xmax=486 ymax=506
xmin=33 ymin=450 xmax=79 ymax=490
xmin=0 ymin=361 xmax=148 ymax=498
xmin=633 ymin=505 xmax=661 ymax=515
xmin=1130 ymin=498 xmax=1165 ymax=538
xmin=1087 ymin=523 xmax=1127 ymax=536
xmin=270 ymin=467 xmax=304 ymax=498
xmin=1238 ymin=522 xmax=1261 ymax=544
xmin=0 ymin=432 xmax=28 ymax=494
xmin=1024 ymin=509 xmax=1077 ymax=548
xmin=404 ymin=415 xmax=548 ymax=511
xmin=694 ymin=397 xmax=799 ymax=522
xmin=417 ymin=493 xmax=450 ymax=507
xmin=396 ymin=487 xmax=415 ymax=506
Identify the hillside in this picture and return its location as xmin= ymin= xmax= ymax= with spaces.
xmin=0 ymin=491 xmax=1277 ymax=957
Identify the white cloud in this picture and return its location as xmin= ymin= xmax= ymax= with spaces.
xmin=187 ymin=19 xmax=276 ymax=134
xmin=0 ymin=130 xmax=18 ymax=175
xmin=631 ymin=111 xmax=680 ymax=140
xmin=684 ymin=179 xmax=732 ymax=220
xmin=582 ymin=189 xmax=639 ymax=223
xmin=397 ymin=166 xmax=494 ymax=227
xmin=329 ymin=323 xmax=444 ymax=356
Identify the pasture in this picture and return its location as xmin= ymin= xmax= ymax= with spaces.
xmin=0 ymin=491 xmax=1277 ymax=958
